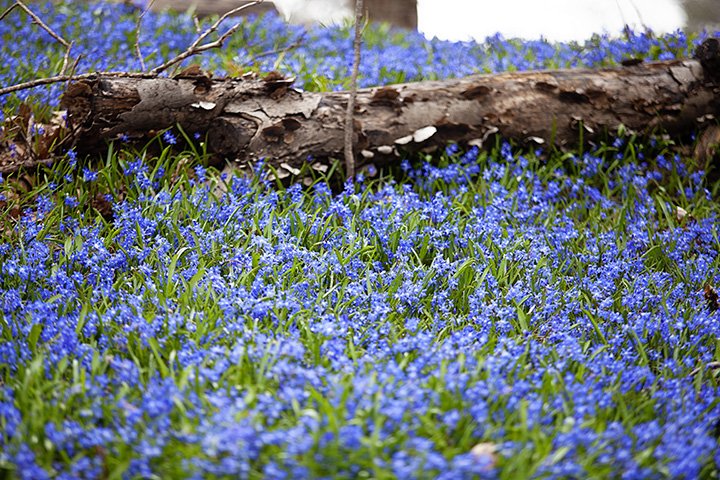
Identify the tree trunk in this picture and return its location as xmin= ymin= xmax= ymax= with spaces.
xmin=14 ymin=39 xmax=720 ymax=175
xmin=681 ymin=0 xmax=720 ymax=34
xmin=363 ymin=0 xmax=417 ymax=30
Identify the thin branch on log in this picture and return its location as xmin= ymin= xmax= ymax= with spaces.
xmin=149 ymin=0 xmax=263 ymax=76
xmin=134 ymin=0 xmax=156 ymax=72
xmin=0 ymin=71 xmax=155 ymax=97
xmin=344 ymin=0 xmax=363 ymax=179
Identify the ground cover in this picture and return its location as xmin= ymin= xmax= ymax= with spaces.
xmin=1 ymin=1 xmax=720 ymax=478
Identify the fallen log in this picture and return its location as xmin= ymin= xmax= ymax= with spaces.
xmin=19 ymin=39 xmax=720 ymax=175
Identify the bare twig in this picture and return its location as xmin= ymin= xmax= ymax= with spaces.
xmin=0 ymin=4 xmax=13 ymax=21
xmin=627 ymin=0 xmax=649 ymax=33
xmin=344 ymin=0 xmax=363 ymax=180
xmin=193 ymin=15 xmax=202 ymax=35
xmin=65 ymin=54 xmax=82 ymax=91
xmin=0 ymin=156 xmax=55 ymax=175
xmin=134 ymin=0 xmax=156 ymax=72
xmin=272 ymin=33 xmax=306 ymax=70
xmin=0 ymin=72 xmax=154 ymax=97
xmin=68 ymin=55 xmax=82 ymax=78
xmin=1 ymin=0 xmax=69 ymax=48
xmin=247 ymin=32 xmax=307 ymax=66
xmin=150 ymin=1 xmax=263 ymax=76
xmin=60 ymin=41 xmax=74 ymax=75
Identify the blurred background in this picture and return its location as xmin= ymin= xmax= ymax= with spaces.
xmin=274 ymin=0 xmax=718 ymax=41
xmin=151 ymin=0 xmax=720 ymax=42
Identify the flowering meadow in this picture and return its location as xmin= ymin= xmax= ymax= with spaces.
xmin=2 ymin=1 xmax=720 ymax=478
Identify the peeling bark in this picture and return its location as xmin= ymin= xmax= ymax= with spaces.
xmin=15 ymin=39 xmax=720 ymax=175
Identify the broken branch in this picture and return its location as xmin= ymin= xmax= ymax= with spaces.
xmin=344 ymin=0 xmax=363 ymax=179
xmin=0 ymin=71 xmax=154 ymax=97
xmin=134 ymin=0 xmax=157 ymax=72
xmin=59 ymin=41 xmax=74 ymax=76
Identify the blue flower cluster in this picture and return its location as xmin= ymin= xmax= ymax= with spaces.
xmin=1 ymin=133 xmax=719 ymax=477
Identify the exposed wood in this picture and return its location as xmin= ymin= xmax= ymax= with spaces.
xmin=4 ymin=39 xmax=720 ymax=176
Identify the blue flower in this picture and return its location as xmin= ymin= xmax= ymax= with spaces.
xmin=64 ymin=195 xmax=78 ymax=208
xmin=163 ymin=130 xmax=177 ymax=145
xmin=82 ymin=167 xmax=98 ymax=182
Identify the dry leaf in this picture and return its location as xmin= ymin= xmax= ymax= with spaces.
xmin=175 ymin=64 xmax=204 ymax=77
xmin=704 ymin=285 xmax=719 ymax=312
xmin=469 ymin=442 xmax=498 ymax=470
xmin=676 ymin=206 xmax=687 ymax=222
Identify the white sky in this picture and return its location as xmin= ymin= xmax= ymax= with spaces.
xmin=417 ymin=0 xmax=686 ymax=42
xmin=274 ymin=0 xmax=687 ymax=42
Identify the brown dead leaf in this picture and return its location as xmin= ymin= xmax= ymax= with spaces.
xmin=693 ymin=125 xmax=720 ymax=170
xmin=263 ymin=70 xmax=285 ymax=82
xmin=704 ymin=285 xmax=719 ymax=312
xmin=16 ymin=103 xmax=33 ymax=131
xmin=263 ymin=71 xmax=294 ymax=99
xmin=36 ymin=125 xmax=62 ymax=159
xmin=175 ymin=64 xmax=205 ymax=77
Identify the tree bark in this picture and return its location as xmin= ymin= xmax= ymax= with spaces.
xmin=681 ymin=0 xmax=720 ymax=34
xmin=77 ymin=0 xmax=278 ymax=18
xmin=12 ymin=39 xmax=720 ymax=175
xmin=362 ymin=0 xmax=417 ymax=30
